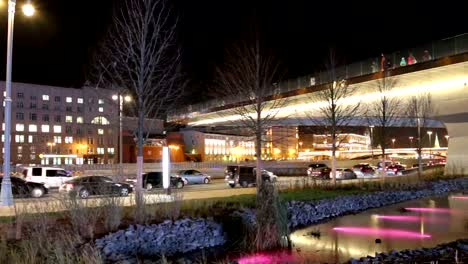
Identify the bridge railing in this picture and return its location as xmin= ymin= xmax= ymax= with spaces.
xmin=168 ymin=33 xmax=468 ymax=122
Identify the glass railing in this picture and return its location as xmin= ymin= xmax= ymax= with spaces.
xmin=168 ymin=33 xmax=468 ymax=121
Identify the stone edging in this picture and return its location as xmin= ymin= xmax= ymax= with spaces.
xmin=95 ymin=218 xmax=225 ymax=262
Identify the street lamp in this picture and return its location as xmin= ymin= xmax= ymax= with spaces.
xmin=409 ymin=136 xmax=414 ymax=148
xmin=427 ymin=131 xmax=433 ymax=159
xmin=1 ymin=0 xmax=36 ymax=206
xmin=112 ymin=94 xmax=131 ymax=177
xmin=391 ymin=138 xmax=396 ymax=149
xmin=298 ymin=141 xmax=303 ymax=151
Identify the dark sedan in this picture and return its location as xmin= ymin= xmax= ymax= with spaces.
xmin=125 ymin=172 xmax=185 ymax=190
xmin=59 ymin=176 xmax=133 ymax=199
xmin=0 ymin=176 xmax=48 ymax=198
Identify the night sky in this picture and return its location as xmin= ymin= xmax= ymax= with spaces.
xmin=0 ymin=0 xmax=466 ymax=103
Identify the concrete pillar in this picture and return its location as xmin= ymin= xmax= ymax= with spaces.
xmin=444 ymin=122 xmax=468 ymax=175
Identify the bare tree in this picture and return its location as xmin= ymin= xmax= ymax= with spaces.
xmin=305 ymin=53 xmax=361 ymax=184
xmin=91 ymin=0 xmax=182 ymax=206
xmin=406 ymin=92 xmax=435 ymax=178
xmin=367 ymin=73 xmax=402 ymax=177
xmin=216 ymin=39 xmax=288 ymax=250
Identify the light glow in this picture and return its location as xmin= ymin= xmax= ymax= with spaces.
xmin=162 ymin=146 xmax=170 ymax=189
xmin=333 ymin=226 xmax=431 ymax=238
xmin=22 ymin=3 xmax=35 ymax=17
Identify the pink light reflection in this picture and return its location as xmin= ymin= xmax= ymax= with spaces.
xmin=375 ymin=215 xmax=449 ymax=224
xmin=237 ymin=252 xmax=297 ymax=264
xmin=333 ymin=227 xmax=431 ymax=238
xmin=451 ymin=196 xmax=468 ymax=200
xmin=375 ymin=215 xmax=421 ymax=222
xmin=404 ymin=207 xmax=453 ymax=213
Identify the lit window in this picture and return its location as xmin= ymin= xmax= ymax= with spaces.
xmin=53 ymin=136 xmax=61 ymax=143
xmin=15 ymin=135 xmax=25 ymax=143
xmin=28 ymin=124 xmax=37 ymax=132
xmin=98 ymin=107 xmax=104 ymax=112
xmin=53 ymin=125 xmax=62 ymax=133
xmin=77 ymin=117 xmax=83 ymax=123
xmin=98 ymin=99 xmax=104 ymax=104
xmin=30 ymin=154 xmax=35 ymax=160
xmin=91 ymin=116 xmax=110 ymax=125
xmin=28 ymin=135 xmax=33 ymax=143
xmin=97 ymin=147 xmax=105 ymax=154
xmin=2 ymin=123 xmax=4 ymax=131
xmin=98 ymin=129 xmax=104 ymax=135
xmin=41 ymin=125 xmax=50 ymax=133
xmin=17 ymin=146 xmax=22 ymax=153
xmin=42 ymin=95 xmax=49 ymax=101
xmin=77 ymin=98 xmax=83 ymax=104
xmin=15 ymin=124 xmax=24 ymax=132
xmin=66 ymin=97 xmax=72 ymax=103
xmin=65 ymin=136 xmax=73 ymax=144
xmin=65 ymin=116 xmax=73 ymax=123
xmin=107 ymin=148 xmax=115 ymax=154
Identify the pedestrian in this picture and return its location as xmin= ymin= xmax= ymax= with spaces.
xmin=407 ymin=52 xmax=417 ymax=65
xmin=400 ymin=57 xmax=407 ymax=66
xmin=422 ymin=50 xmax=432 ymax=61
xmin=371 ymin=61 xmax=378 ymax=73
xmin=380 ymin=53 xmax=386 ymax=71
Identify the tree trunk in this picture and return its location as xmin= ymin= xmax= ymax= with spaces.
xmin=417 ymin=118 xmax=423 ymax=178
xmin=255 ymin=129 xmax=263 ymax=186
xmin=331 ymin=136 xmax=337 ymax=185
xmin=135 ymin=107 xmax=144 ymax=206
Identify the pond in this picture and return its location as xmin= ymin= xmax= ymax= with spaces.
xmin=236 ymin=194 xmax=468 ymax=263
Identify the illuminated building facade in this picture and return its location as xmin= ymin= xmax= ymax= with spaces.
xmin=179 ymin=130 xmax=255 ymax=161
xmin=0 ymin=82 xmax=163 ymax=165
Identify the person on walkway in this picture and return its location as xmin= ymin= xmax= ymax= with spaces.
xmin=400 ymin=57 xmax=407 ymax=66
xmin=407 ymin=52 xmax=417 ymax=65
xmin=422 ymin=50 xmax=432 ymax=61
xmin=380 ymin=53 xmax=386 ymax=71
xmin=371 ymin=61 xmax=378 ymax=73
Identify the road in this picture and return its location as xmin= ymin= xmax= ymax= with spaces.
xmin=0 ymin=175 xmax=400 ymax=217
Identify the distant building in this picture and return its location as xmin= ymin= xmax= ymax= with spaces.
xmin=0 ymin=82 xmax=163 ymax=165
xmin=312 ymin=133 xmax=371 ymax=151
xmin=178 ymin=130 xmax=255 ymax=162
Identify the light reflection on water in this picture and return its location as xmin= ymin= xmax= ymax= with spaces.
xmin=236 ymin=194 xmax=468 ymax=263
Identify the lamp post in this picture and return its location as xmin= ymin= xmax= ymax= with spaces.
xmin=391 ymin=138 xmax=396 ymax=149
xmin=1 ymin=0 xmax=35 ymax=206
xmin=409 ymin=136 xmax=414 ymax=148
xmin=298 ymin=141 xmax=303 ymax=152
xmin=112 ymin=94 xmax=131 ymax=177
xmin=427 ymin=131 xmax=433 ymax=159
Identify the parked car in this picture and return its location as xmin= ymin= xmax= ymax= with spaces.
xmin=352 ymin=163 xmax=376 ymax=178
xmin=335 ymin=168 xmax=357 ymax=180
xmin=0 ymin=176 xmax=48 ymax=198
xmin=175 ymin=170 xmax=211 ymax=184
xmin=59 ymin=176 xmax=133 ymax=199
xmin=22 ymin=166 xmax=72 ymax=188
xmin=225 ymin=166 xmax=276 ymax=188
xmin=307 ymin=163 xmax=331 ymax=179
xmin=126 ymin=172 xmax=185 ymax=190
xmin=386 ymin=164 xmax=406 ymax=175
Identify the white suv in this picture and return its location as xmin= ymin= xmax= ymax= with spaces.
xmin=22 ymin=167 xmax=72 ymax=188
